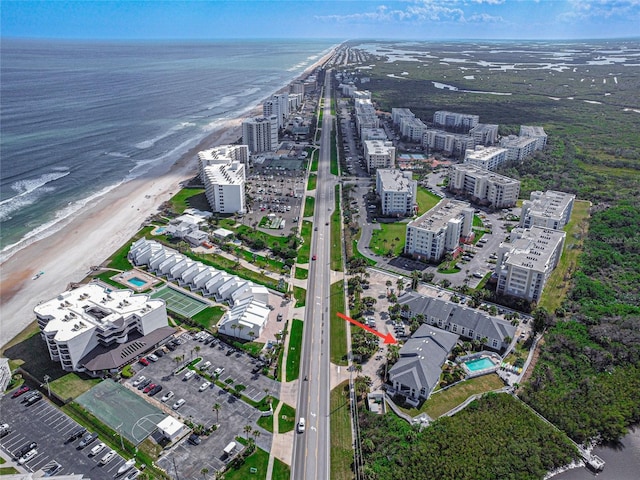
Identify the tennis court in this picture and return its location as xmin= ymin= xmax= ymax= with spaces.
xmin=151 ymin=284 xmax=208 ymax=318
xmin=76 ymin=380 xmax=165 ymax=445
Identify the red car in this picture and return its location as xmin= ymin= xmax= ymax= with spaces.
xmin=11 ymin=386 xmax=30 ymax=398
xmin=312 ymin=255 xmax=317 ymax=261
xmin=139 ymin=357 xmax=150 ymax=366
xmin=143 ymin=383 xmax=156 ymax=394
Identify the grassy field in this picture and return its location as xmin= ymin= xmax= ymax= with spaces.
xmin=350 ymin=239 xmax=377 ymax=266
xmin=298 ymin=220 xmax=312 ymax=263
xmin=190 ymin=306 xmax=226 ymax=329
xmin=415 ymin=187 xmax=442 ymax=215
xmin=330 ymin=281 xmax=348 ymax=365
xmin=294 ymin=266 xmax=308 ymax=280
xmin=272 ymin=458 xmax=291 ymax=480
xmin=168 ymin=187 xmax=207 ymax=214
xmin=278 ymin=403 xmax=296 ymax=433
xmin=223 ymin=446 xmax=270 ymax=480
xmin=399 ymin=374 xmax=505 ymax=418
xmin=331 ymin=128 xmax=339 ymax=175
xmin=293 ymin=286 xmax=306 ymax=308
xmin=310 ymin=149 xmax=319 ymax=172
xmin=330 ymin=381 xmax=354 ymax=480
xmin=286 ymin=319 xmax=304 ymax=381
xmin=369 ymin=222 xmax=407 ymax=256
xmin=330 ymin=185 xmax=343 ymax=271
xmin=256 ymin=399 xmax=279 ymax=433
xmin=538 ymin=199 xmax=591 ymax=313
xmin=234 ymin=246 xmax=286 ymax=274
xmin=307 ymin=173 xmax=317 ymax=191
xmin=49 ymin=373 xmax=101 ymax=400
xmin=303 ymin=196 xmax=315 ymax=218
xmin=106 ymin=225 xmax=154 ymax=270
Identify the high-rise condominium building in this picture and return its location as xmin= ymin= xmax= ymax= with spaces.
xmin=242 ymin=116 xmax=279 ymax=153
xmin=449 ymin=163 xmax=520 ymax=209
xmin=520 ymin=190 xmax=575 ymax=230
xmin=376 ymin=169 xmax=417 ymax=217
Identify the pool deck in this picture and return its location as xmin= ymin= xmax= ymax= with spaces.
xmin=113 ymin=269 xmax=161 ymax=292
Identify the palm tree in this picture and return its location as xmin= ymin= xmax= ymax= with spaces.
xmin=200 ymin=467 xmax=209 ymax=480
xmin=194 ymin=345 xmax=201 ymax=358
xmin=354 ymin=363 xmax=363 ymax=374
xmin=396 ymin=277 xmax=405 ymax=295
xmin=385 ymin=279 xmax=392 ymax=295
xmin=174 ymin=355 xmax=183 ymax=369
xmin=252 ymin=429 xmax=261 ymax=443
xmin=410 ymin=270 xmax=421 ymax=290
xmin=212 ymin=403 xmax=221 ymax=424
xmin=244 ymin=424 xmax=252 ymax=440
xmin=238 ymin=324 xmax=246 ymax=339
xmin=231 ymin=323 xmax=238 ymax=338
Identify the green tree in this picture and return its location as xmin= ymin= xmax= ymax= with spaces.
xmin=212 ymin=403 xmax=221 ymax=424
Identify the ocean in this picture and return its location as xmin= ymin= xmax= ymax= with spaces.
xmin=0 ymin=39 xmax=336 ymax=260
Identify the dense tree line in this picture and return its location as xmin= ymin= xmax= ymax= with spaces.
xmin=358 ymin=393 xmax=578 ymax=480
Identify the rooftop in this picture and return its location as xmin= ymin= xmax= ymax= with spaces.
xmin=408 ymin=198 xmax=473 ymax=232
xmin=502 ymin=226 xmax=566 ymax=272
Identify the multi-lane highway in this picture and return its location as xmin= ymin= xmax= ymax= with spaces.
xmin=291 ymin=71 xmax=336 ymax=480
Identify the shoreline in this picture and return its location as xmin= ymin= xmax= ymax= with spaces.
xmin=0 ymin=44 xmax=338 ymax=348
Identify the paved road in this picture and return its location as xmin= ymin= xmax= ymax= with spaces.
xmin=291 ymin=73 xmax=335 ymax=480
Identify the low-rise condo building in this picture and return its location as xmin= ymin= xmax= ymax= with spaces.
xmin=361 ymin=127 xmax=388 ymax=141
xmin=469 ymin=123 xmax=499 ymax=146
xmin=433 ymin=111 xmax=479 ymax=132
xmin=500 ymin=135 xmax=539 ymax=162
xmin=423 ymin=129 xmax=475 ymax=156
xmin=520 ymin=190 xmax=576 ymax=230
xmin=495 ymin=226 xmax=566 ymax=302
xmin=404 ymin=199 xmax=474 ymax=262
xmin=35 ymin=283 xmax=171 ymax=376
xmin=217 ymin=296 xmax=270 ymax=341
xmin=449 ymin=163 xmax=520 ymax=209
xmin=391 ymin=108 xmax=415 ymax=126
xmin=519 ymin=125 xmax=548 ymax=150
xmin=400 ymin=116 xmax=428 ymax=142
xmin=364 ymin=140 xmax=396 ymax=173
xmin=464 ymin=145 xmax=508 ymax=171
xmin=203 ymin=161 xmax=246 ymax=214
xmin=376 ymin=169 xmax=417 ymax=217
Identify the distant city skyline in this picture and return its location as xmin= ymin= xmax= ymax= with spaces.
xmin=2 ymin=0 xmax=639 ymax=41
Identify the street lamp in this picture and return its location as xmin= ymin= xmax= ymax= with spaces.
xmin=116 ymin=422 xmax=124 ymax=450
xmin=43 ymin=375 xmax=51 ymax=397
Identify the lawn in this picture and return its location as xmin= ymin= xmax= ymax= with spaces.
xmin=272 ymin=458 xmax=291 ymax=480
xmin=351 ymin=239 xmax=377 ymax=266
xmin=415 ymin=187 xmax=442 ymax=215
xmin=233 ymin=246 xmax=285 ymax=274
xmin=223 ymin=446 xmax=270 ymax=480
xmin=190 ymin=306 xmax=226 ymax=329
xmin=330 ymin=281 xmax=348 ymax=365
xmin=473 ymin=214 xmax=484 ymax=227
xmin=235 ymin=225 xmax=291 ymax=251
xmin=286 ymin=319 xmax=304 ymax=381
xmin=293 ymin=286 xmax=306 ymax=308
xmin=330 ymin=129 xmax=339 ymax=175
xmin=294 ymin=267 xmax=308 ymax=280
xmin=168 ymin=187 xmax=207 ymax=214
xmin=307 ymin=173 xmax=317 ymax=191
xmin=538 ymin=199 xmax=591 ymax=313
xmin=106 ymin=225 xmax=155 ymax=270
xmin=330 ymin=381 xmax=354 ymax=480
xmin=256 ymin=399 xmax=280 ymax=433
xmin=330 ymin=185 xmax=344 ymax=271
xmin=310 ymin=149 xmax=319 ymax=172
xmin=369 ymin=222 xmax=406 ymax=256
xmin=298 ymin=220 xmax=312 ymax=263
xmin=49 ymin=373 xmax=101 ymax=401
xmin=278 ymin=403 xmax=296 ymax=433
xmin=399 ymin=373 xmax=505 ymax=418
xmin=303 ymin=196 xmax=315 ymax=218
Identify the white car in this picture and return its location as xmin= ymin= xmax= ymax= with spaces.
xmin=198 ymin=381 xmax=211 ymax=392
xmin=18 ymin=448 xmax=38 ymax=464
xmin=213 ymin=367 xmax=225 ymax=376
xmin=200 ymin=361 xmax=211 ymax=370
xmin=147 ymin=354 xmax=159 ymax=362
xmin=100 ymin=449 xmax=117 ymax=465
xmin=172 ymin=398 xmax=185 ymax=410
xmin=90 ymin=442 xmax=106 ymax=456
xmin=161 ymin=391 xmax=174 ymax=403
xmin=183 ymin=370 xmax=195 ymax=381
xmin=297 ymin=417 xmax=306 ymax=433
xmin=132 ymin=376 xmax=146 ymax=387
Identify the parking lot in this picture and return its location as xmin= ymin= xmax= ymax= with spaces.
xmin=0 ymin=389 xmax=127 ymax=478
xmin=130 ymin=333 xmax=277 ymax=477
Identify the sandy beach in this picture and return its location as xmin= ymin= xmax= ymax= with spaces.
xmin=0 ymin=46 xmax=336 ymax=348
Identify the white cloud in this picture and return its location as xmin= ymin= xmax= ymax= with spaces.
xmin=467 ymin=13 xmax=505 ymax=23
xmin=561 ymin=0 xmax=640 ymax=20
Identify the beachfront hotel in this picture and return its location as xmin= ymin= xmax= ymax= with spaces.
xmin=35 ymin=284 xmax=171 ymax=376
xmin=495 ymin=226 xmax=566 ymax=302
xmin=520 ymin=190 xmax=576 ymax=230
xmin=464 ymin=145 xmax=509 ymax=171
xmin=448 ymin=163 xmax=520 ymax=209
xmin=364 ymin=140 xmax=396 ymax=173
xmin=202 ymin=161 xmax=246 ymax=214
xmin=376 ymin=169 xmax=417 ymax=217
xmin=242 ymin=115 xmax=279 ymax=154
xmin=197 ymin=144 xmax=249 ymax=181
xmin=404 ymin=199 xmax=474 ymax=262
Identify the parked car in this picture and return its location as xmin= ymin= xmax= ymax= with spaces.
xmin=153 ymin=349 xmax=165 ymax=357
xmin=25 ymin=392 xmax=42 ymax=406
xmin=312 ymin=255 xmax=317 ymax=261
xmin=100 ymin=449 xmax=117 ymax=465
xmin=161 ymin=391 xmax=174 ymax=403
xmin=78 ymin=432 xmax=98 ymax=449
xmin=18 ymin=448 xmax=38 ymax=465
xmin=200 ymin=361 xmax=211 ymax=370
xmin=21 ymin=391 xmax=40 ymax=403
xmin=138 ymin=357 xmax=149 ymax=366
xmin=89 ymin=442 xmax=106 ymax=456
xmin=0 ymin=424 xmax=11 ymax=437
xmin=172 ymin=398 xmax=185 ymax=410
xmin=213 ymin=367 xmax=225 ymax=376
xmin=147 ymin=354 xmax=158 ymax=362
xmin=123 ymin=469 xmax=140 ymax=480
xmin=188 ymin=433 xmax=201 ymax=445
xmin=148 ymin=384 xmax=163 ymax=396
xmin=143 ymin=383 xmax=156 ymax=394
xmin=132 ymin=376 xmax=146 ymax=387
xmin=11 ymin=386 xmax=30 ymax=398
xmin=15 ymin=441 xmax=37 ymax=458
xmin=137 ymin=378 xmax=152 ymax=390
xmin=183 ymin=370 xmax=195 ymax=381
xmin=198 ymin=381 xmax=211 ymax=392
xmin=65 ymin=427 xmax=87 ymax=444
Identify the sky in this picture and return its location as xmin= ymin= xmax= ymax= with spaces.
xmin=2 ymin=0 xmax=639 ymax=41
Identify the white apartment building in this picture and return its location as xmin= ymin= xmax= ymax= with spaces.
xmin=400 ymin=116 xmax=428 ymax=142
xmin=364 ymin=140 xmax=396 ymax=173
xmin=469 ymin=124 xmax=499 ymax=146
xmin=203 ymin=161 xmax=246 ymax=214
xmin=35 ymin=283 xmax=169 ymax=375
xmin=520 ymin=190 xmax=576 ymax=230
xmin=423 ymin=130 xmax=475 ymax=156
xmin=198 ymin=144 xmax=249 ymax=181
xmin=391 ymin=108 xmax=415 ymax=127
xmin=519 ymin=125 xmax=548 ymax=150
xmin=376 ymin=169 xmax=417 ymax=217
xmin=361 ymin=127 xmax=388 ymax=141
xmin=262 ymin=93 xmax=290 ymax=129
xmin=405 ymin=199 xmax=474 ymax=262
xmin=217 ymin=296 xmax=270 ymax=341
xmin=242 ymin=116 xmax=279 ymax=154
xmin=500 ymin=135 xmax=539 ymax=162
xmin=355 ymin=98 xmax=379 ymax=137
xmin=495 ymin=226 xmax=566 ymax=302
xmin=433 ymin=111 xmax=479 ymax=132
xmin=290 ymin=81 xmax=305 ymax=96
xmin=353 ymin=90 xmax=372 ymax=100
xmin=464 ymin=145 xmax=508 ymax=171
xmin=449 ymin=163 xmax=520 ymax=209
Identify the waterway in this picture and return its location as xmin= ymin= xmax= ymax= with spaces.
xmin=552 ymin=427 xmax=640 ymax=479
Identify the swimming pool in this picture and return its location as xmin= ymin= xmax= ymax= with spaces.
xmin=464 ymin=357 xmax=496 ymax=372
xmin=127 ymin=277 xmax=147 ymax=288
xmin=155 ymin=226 xmax=167 ymax=234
